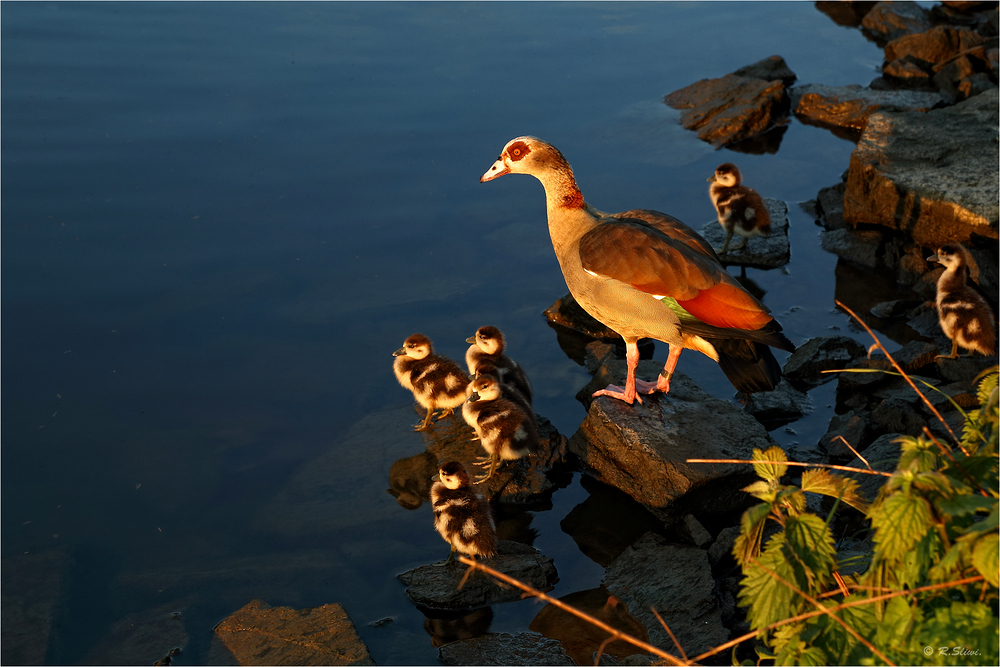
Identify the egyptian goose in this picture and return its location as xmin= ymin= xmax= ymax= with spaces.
xmin=708 ymin=163 xmax=771 ymax=255
xmin=393 ymin=333 xmax=470 ymax=430
xmin=481 ymin=136 xmax=794 ymax=404
xmin=465 ymin=325 xmax=533 ymax=405
xmin=928 ymin=244 xmax=996 ymax=359
xmin=430 ymin=461 xmax=498 ymax=562
xmin=462 ymin=374 xmax=540 ymax=482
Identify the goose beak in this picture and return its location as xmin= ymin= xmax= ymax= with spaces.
xmin=393 ymin=347 xmax=406 ymax=356
xmin=466 ymin=336 xmax=477 ymax=344
xmin=928 ymin=254 xmax=940 ymax=263
xmin=431 ymin=473 xmax=440 ymax=482
xmin=481 ymin=157 xmax=509 ymax=182
xmin=468 ymin=391 xmax=481 ymax=402
xmin=707 ymin=174 xmax=717 ymax=182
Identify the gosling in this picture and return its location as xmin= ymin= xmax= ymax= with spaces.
xmin=465 ymin=325 xmax=533 ymax=405
xmin=393 ymin=333 xmax=469 ymax=431
xmin=708 ymin=163 xmax=771 ymax=255
xmin=462 ymin=374 xmax=540 ymax=483
xmin=430 ymin=461 xmax=497 ymax=562
xmin=929 ymin=244 xmax=996 ymax=359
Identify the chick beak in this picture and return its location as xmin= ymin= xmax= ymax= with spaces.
xmin=928 ymin=254 xmax=940 ymax=264
xmin=466 ymin=336 xmax=477 ymax=344
xmin=468 ymin=391 xmax=481 ymax=402
xmin=431 ymin=473 xmax=440 ymax=482
xmin=707 ymin=174 xmax=717 ymax=182
xmin=393 ymin=347 xmax=406 ymax=357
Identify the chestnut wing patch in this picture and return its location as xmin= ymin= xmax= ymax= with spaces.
xmin=579 ymin=219 xmax=774 ymax=331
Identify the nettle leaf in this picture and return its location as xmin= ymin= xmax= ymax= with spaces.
xmin=936 ymin=494 xmax=995 ymax=519
xmin=898 ymin=436 xmax=938 ymax=473
xmin=871 ymin=493 xmax=932 ymax=564
xmin=734 ymin=502 xmax=771 ymax=566
xmin=976 ymin=370 xmax=998 ymax=407
xmin=961 ymin=503 xmax=999 ymax=537
xmin=971 ymin=534 xmax=999 ymax=587
xmin=753 ymin=446 xmax=788 ymax=483
xmin=801 ymin=468 xmax=870 ymax=514
xmin=783 ymin=514 xmax=837 ymax=593
xmin=741 ymin=480 xmax=774 ymax=500
xmin=876 ymin=596 xmax=919 ymax=654
xmin=911 ymin=471 xmax=955 ymax=497
xmin=739 ymin=533 xmax=802 ymax=630
xmin=928 ymin=540 xmax=971 ymax=583
xmin=918 ymin=601 xmax=1000 ymax=666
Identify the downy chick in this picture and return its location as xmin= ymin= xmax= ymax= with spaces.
xmin=929 ymin=244 xmax=996 ymax=359
xmin=462 ymin=374 xmax=540 ymax=482
xmin=393 ymin=333 xmax=470 ymax=431
xmin=708 ymin=163 xmax=771 ymax=255
xmin=430 ymin=461 xmax=497 ymax=562
xmin=465 ymin=325 xmax=533 ymax=405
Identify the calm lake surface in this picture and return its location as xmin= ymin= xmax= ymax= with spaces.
xmin=2 ymin=2 xmax=899 ymax=664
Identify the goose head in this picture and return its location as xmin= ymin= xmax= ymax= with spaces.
xmin=481 ymin=136 xmax=584 ymax=208
xmin=708 ymin=163 xmax=742 ymax=188
xmin=467 ymin=374 xmax=502 ymax=402
xmin=393 ymin=333 xmax=433 ymax=360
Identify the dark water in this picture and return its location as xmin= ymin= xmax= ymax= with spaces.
xmin=2 ymin=2 xmax=896 ymax=665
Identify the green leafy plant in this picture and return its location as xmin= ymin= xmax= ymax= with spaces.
xmin=734 ymin=369 xmax=999 ymax=666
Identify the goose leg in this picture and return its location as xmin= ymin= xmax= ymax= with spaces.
xmin=414 ymin=407 xmax=435 ymax=431
xmin=592 ymin=340 xmax=642 ymax=404
xmin=935 ymin=340 xmax=960 ymax=360
xmin=436 ymin=407 xmax=455 ymax=421
xmin=475 ymin=453 xmax=500 ymax=483
xmin=635 ymin=344 xmax=681 ymax=395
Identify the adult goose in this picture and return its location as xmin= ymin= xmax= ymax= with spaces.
xmin=481 ymin=136 xmax=794 ymax=404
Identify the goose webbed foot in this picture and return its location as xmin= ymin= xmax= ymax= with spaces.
xmin=592 ymin=383 xmax=642 ymax=404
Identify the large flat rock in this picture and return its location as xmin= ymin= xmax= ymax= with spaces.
xmin=438 ymin=632 xmax=574 ymax=666
xmin=568 ymin=372 xmax=775 ymax=518
xmin=602 ymin=533 xmax=728 ymax=659
xmin=792 ymin=83 xmax=945 ymax=132
xmin=700 ymin=198 xmax=790 ymax=268
xmin=214 ymin=599 xmax=374 ymax=666
xmin=843 ymin=87 xmax=999 ymax=246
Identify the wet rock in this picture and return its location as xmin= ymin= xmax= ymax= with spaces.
xmin=936 ymin=354 xmax=1000 ymax=383
xmin=817 ymin=181 xmax=849 ymax=230
xmin=214 ymin=599 xmax=374 ymax=666
xmin=792 ymin=83 xmax=944 ymax=132
xmin=398 ymin=540 xmax=557 ymax=611
xmin=884 ymin=25 xmax=987 ymax=68
xmin=845 ymin=433 xmax=902 ymax=503
xmin=422 ymin=607 xmax=494 ymax=649
xmin=438 ymin=632 xmax=574 ymax=666
xmin=819 ymin=409 xmax=871 ymax=460
xmin=881 ymin=55 xmax=937 ymax=88
xmin=906 ymin=303 xmax=953 ymax=348
xmin=863 ymin=340 xmax=941 ymax=373
xmin=576 ymin=340 xmax=669 ymax=410
xmin=1 ymin=548 xmax=70 ymax=666
xmin=843 ymin=88 xmax=1000 ymax=247
xmin=820 ymin=226 xmax=884 ymax=267
xmin=861 ymin=1 xmax=933 ymax=45
xmin=783 ymin=335 xmax=867 ymax=386
xmin=602 ymin=533 xmax=728 ymax=658
xmin=744 ymin=378 xmax=812 ymax=426
xmin=681 ymin=514 xmax=713 ymax=548
xmin=424 ymin=409 xmax=568 ymax=506
xmin=568 ymin=372 xmax=775 ymax=519
xmin=732 ymin=55 xmax=798 ymax=85
xmin=664 ymin=63 xmax=791 ymax=149
xmin=699 ymin=198 xmax=790 ymax=269
xmin=816 ymin=1 xmax=878 ymax=28
xmin=871 ymin=397 xmax=927 ymax=437
xmin=870 ymin=298 xmax=923 ymax=318
xmin=528 ymin=587 xmax=650 ymax=666
xmin=707 ymin=525 xmax=741 ymax=568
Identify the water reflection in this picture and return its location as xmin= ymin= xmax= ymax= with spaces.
xmin=724 ymin=123 xmax=789 ymax=155
xmin=422 ymin=606 xmax=493 ymax=649
xmin=387 ymin=450 xmax=438 ymax=510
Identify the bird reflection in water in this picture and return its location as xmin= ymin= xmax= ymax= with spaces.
xmin=421 ymin=606 xmax=494 ymax=648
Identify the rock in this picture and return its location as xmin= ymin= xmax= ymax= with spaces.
xmin=819 ymin=409 xmax=871 ymax=460
xmin=820 ymin=226 xmax=884 ymax=268
xmin=863 ymin=340 xmax=940 ymax=373
xmin=528 ymin=587 xmax=651 ymax=666
xmin=843 ymin=88 xmax=1000 ymax=247
xmin=936 ymin=354 xmax=1000 ymax=383
xmin=792 ymin=83 xmax=944 ymax=132
xmin=398 ymin=540 xmax=558 ymax=611
xmin=884 ymin=25 xmax=987 ymax=67
xmin=871 ymin=397 xmax=927 ymax=437
xmin=568 ymin=372 xmax=776 ymax=519
xmin=817 ymin=181 xmax=849 ymax=230
xmin=881 ymin=55 xmax=937 ymax=88
xmin=783 ymin=336 xmax=867 ymax=385
xmin=681 ymin=514 xmax=713 ymax=548
xmin=906 ymin=303 xmax=953 ymax=348
xmin=816 ymin=1 xmax=878 ymax=28
xmin=870 ymin=298 xmax=923 ymax=318
xmin=438 ymin=632 xmax=575 ymax=666
xmin=664 ymin=72 xmax=790 ymax=149
xmin=699 ymin=198 xmax=790 ymax=268
xmin=732 ymin=55 xmax=798 ymax=86
xmin=214 ymin=599 xmax=374 ymax=666
xmin=744 ymin=378 xmax=812 ymax=426
xmin=602 ymin=533 xmax=729 ymax=658
xmin=707 ymin=525 xmax=741 ymax=568
xmin=1 ymin=548 xmax=70 ymax=666
xmin=861 ymin=1 xmax=933 ymax=44
xmin=576 ymin=341 xmax=666 ymax=409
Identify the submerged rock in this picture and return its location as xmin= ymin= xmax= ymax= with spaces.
xmin=783 ymin=336 xmax=867 ymax=386
xmin=602 ymin=533 xmax=728 ymax=659
xmin=792 ymin=83 xmax=944 ymax=132
xmin=699 ymin=198 xmax=790 ymax=269
xmin=214 ymin=599 xmax=374 ymax=666
xmin=861 ymin=1 xmax=933 ymax=45
xmin=438 ymin=632 xmax=574 ymax=666
xmin=744 ymin=378 xmax=812 ymax=426
xmin=664 ymin=58 xmax=793 ymax=149
xmin=843 ymin=88 xmax=999 ymax=247
xmin=569 ymin=372 xmax=775 ymax=519
xmin=398 ymin=540 xmax=557 ymax=611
